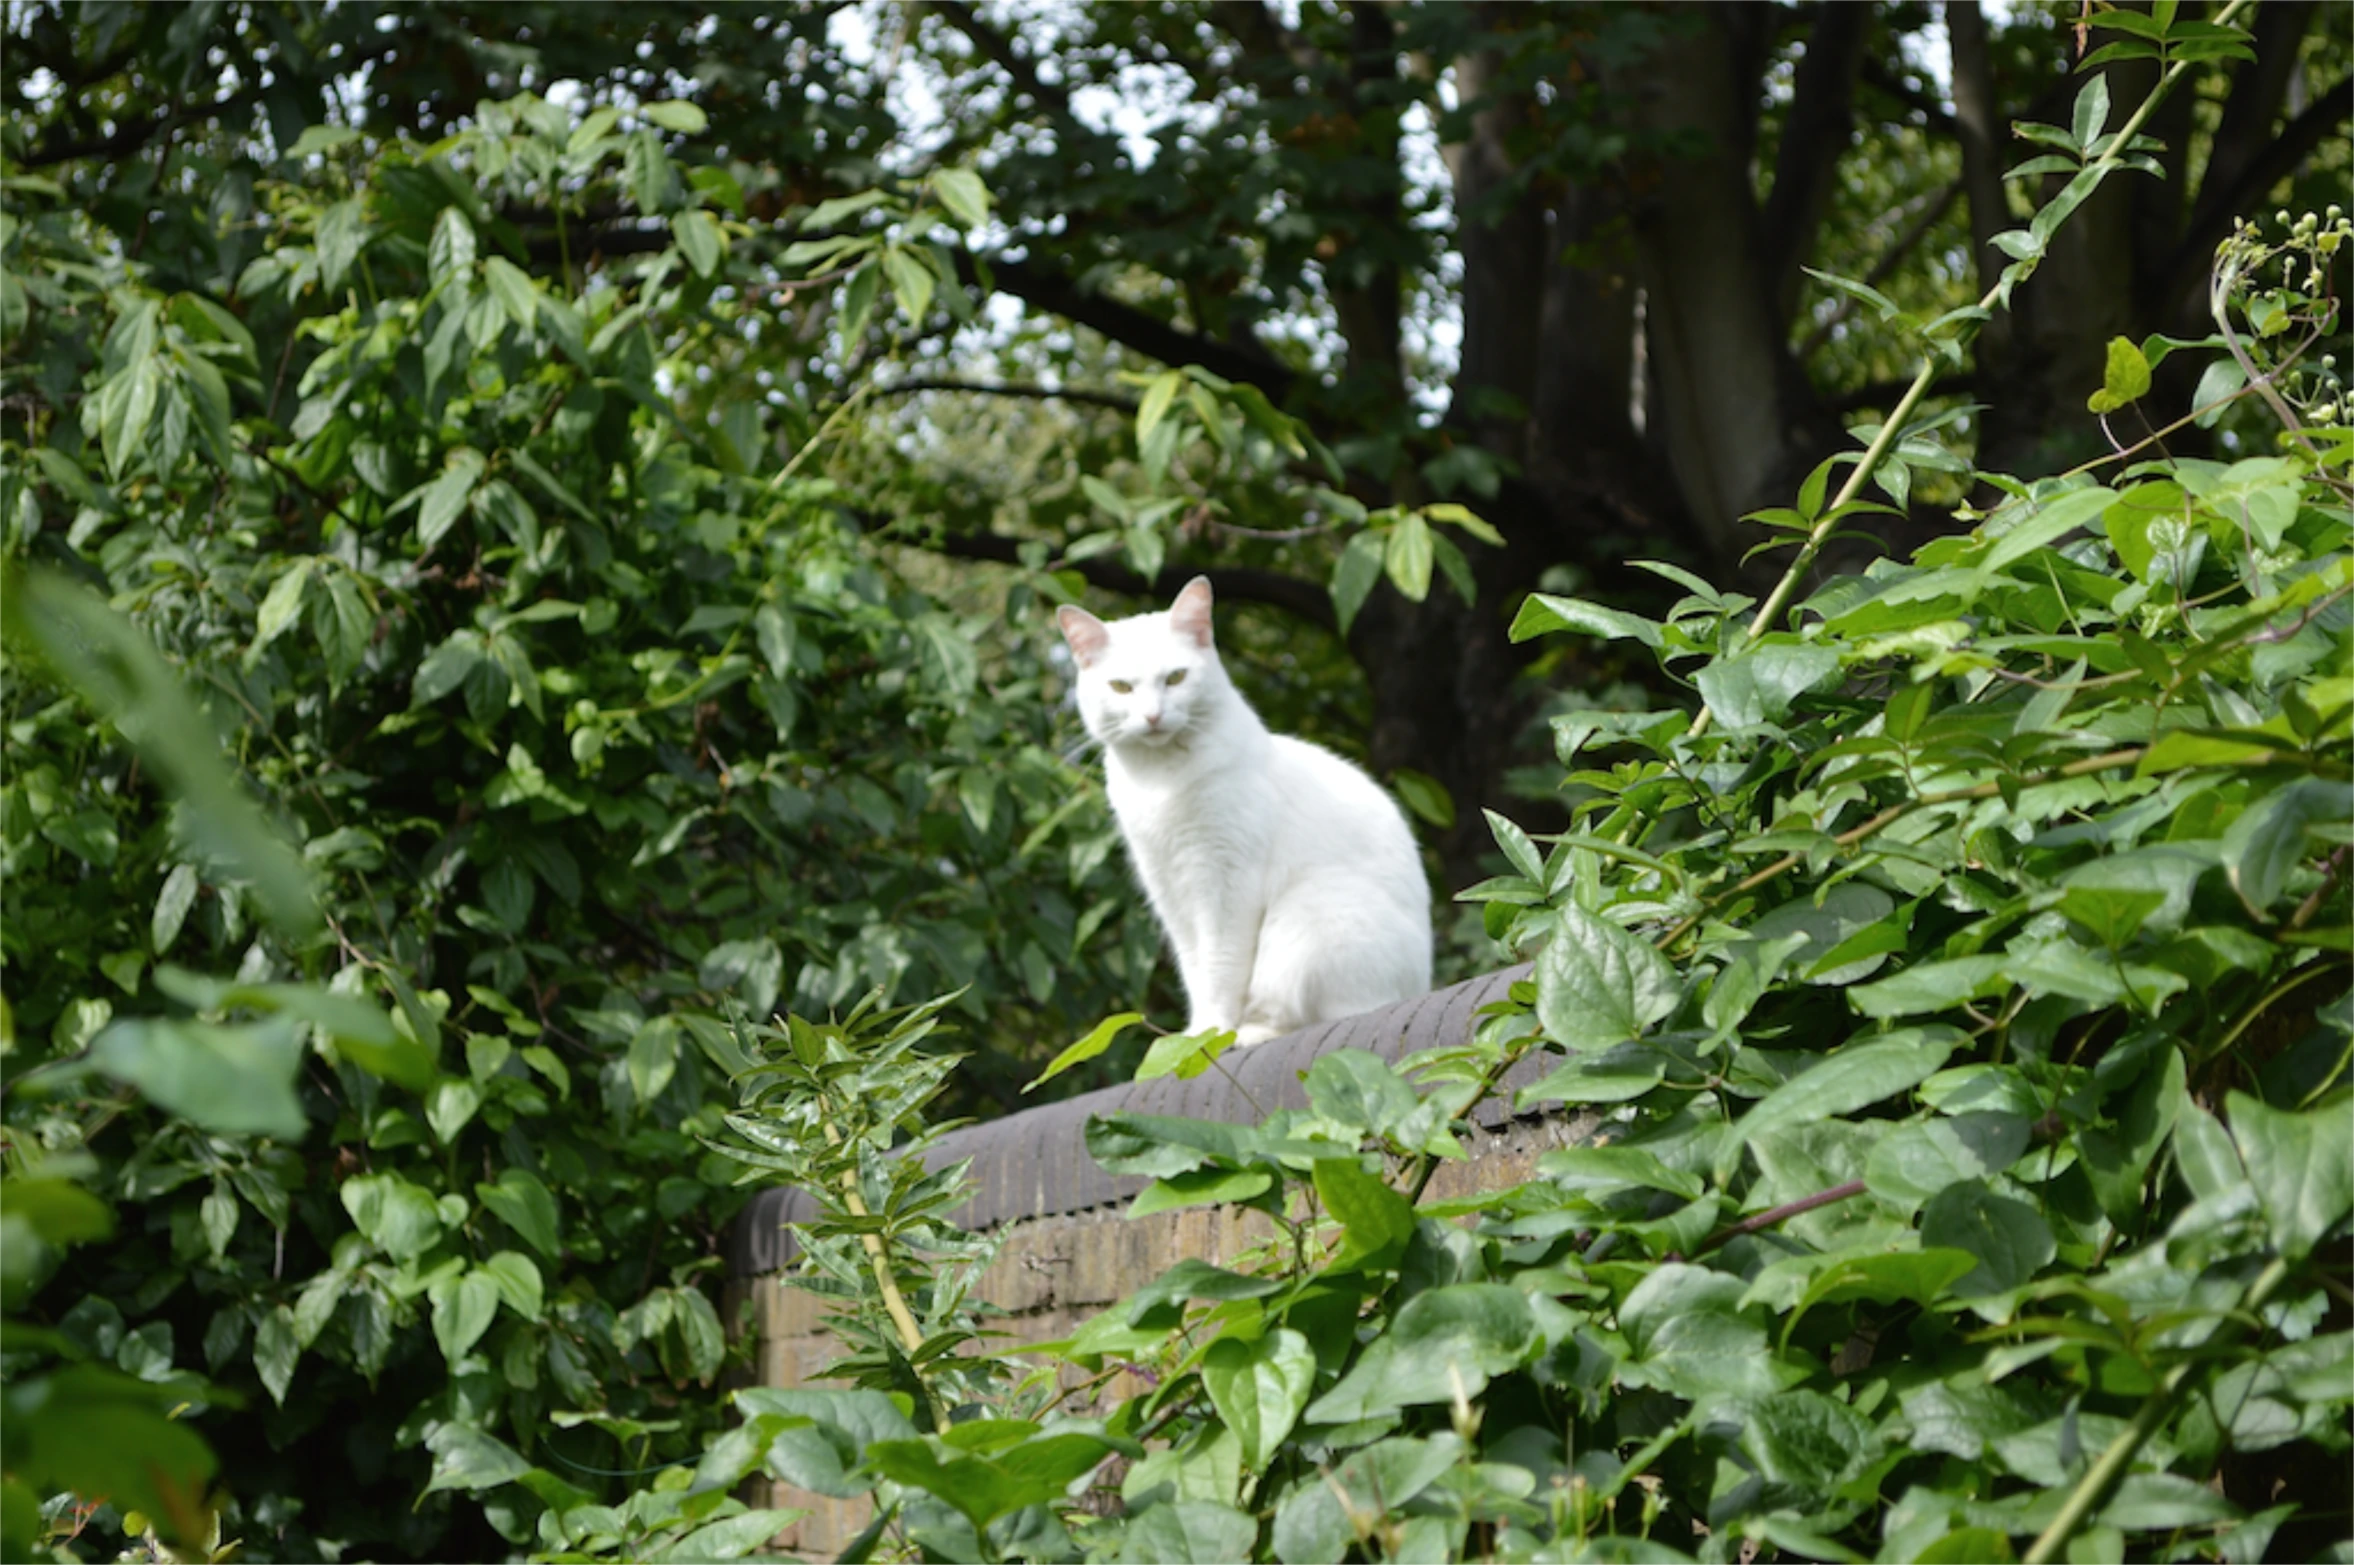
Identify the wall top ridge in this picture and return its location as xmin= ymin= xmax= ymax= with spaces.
xmin=728 ymin=965 xmax=1538 ymax=1280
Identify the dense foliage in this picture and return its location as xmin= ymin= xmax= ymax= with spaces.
xmin=699 ymin=199 xmax=2354 ymax=1565
xmin=3 ymin=3 xmax=2348 ymax=1564
xmin=1 ymin=96 xmax=1209 ymax=1563
xmin=6 ymin=0 xmax=2344 ymax=881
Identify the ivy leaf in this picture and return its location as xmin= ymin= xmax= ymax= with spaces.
xmin=1115 ymin=1500 xmax=1258 ymax=1564
xmin=1535 ymin=902 xmax=1679 ymax=1052
xmin=2086 ymin=335 xmax=2152 ymax=413
xmin=1200 ymin=1329 xmax=1314 ymax=1468
xmin=2221 ymin=777 xmax=2342 ymax=918
xmin=2228 ymin=1092 xmax=2353 ymax=1261
xmin=1920 ymin=1181 xmax=2056 ymax=1299
xmin=1313 ymin=1157 xmax=1414 ymax=1271
xmin=1727 ymin=1029 xmax=1955 ymax=1178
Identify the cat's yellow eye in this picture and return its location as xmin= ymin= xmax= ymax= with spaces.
xmin=1165 ymin=670 xmax=1187 ymax=686
xmin=1109 ymin=679 xmax=1133 ymax=693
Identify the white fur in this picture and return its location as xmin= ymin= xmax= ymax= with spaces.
xmin=1057 ymin=578 xmax=1432 ymax=1045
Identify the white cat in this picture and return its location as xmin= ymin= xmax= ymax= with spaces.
xmin=1057 ymin=577 xmax=1433 ymax=1045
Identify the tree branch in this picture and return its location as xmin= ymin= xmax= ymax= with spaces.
xmin=20 ymin=83 xmax=270 ymax=168
xmin=874 ymin=377 xmax=1138 ymax=413
xmin=1857 ymin=52 xmax=1958 ymax=137
xmin=925 ymin=530 xmax=1337 ymax=631
xmin=961 ymin=251 xmax=1305 ymax=405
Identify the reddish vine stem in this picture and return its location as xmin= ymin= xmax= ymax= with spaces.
xmin=1691 ymin=1180 xmax=1867 ymax=1258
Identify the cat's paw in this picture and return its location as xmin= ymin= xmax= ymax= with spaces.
xmin=1233 ymin=1023 xmax=1280 ymax=1047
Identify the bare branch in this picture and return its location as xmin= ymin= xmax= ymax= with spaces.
xmin=874 ymin=378 xmax=1138 ymax=413
xmin=958 ymin=251 xmax=1306 ymax=406
xmin=925 ymin=530 xmax=1337 ymax=631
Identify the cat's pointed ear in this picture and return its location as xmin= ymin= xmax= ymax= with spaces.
xmin=1057 ymin=605 xmax=1111 ymax=668
xmin=1170 ymin=576 xmax=1214 ymax=649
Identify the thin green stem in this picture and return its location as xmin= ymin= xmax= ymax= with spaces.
xmin=2022 ymin=1254 xmax=2291 ymax=1565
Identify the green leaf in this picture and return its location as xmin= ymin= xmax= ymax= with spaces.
xmin=1389 ymin=767 xmax=1454 ymax=829
xmin=1694 ymin=639 xmax=1842 ymax=727
xmin=2221 ymin=777 xmax=2342 ymax=918
xmin=151 ymin=864 xmax=199 ymax=955
xmin=1509 ymin=593 xmax=1664 ymax=647
xmin=1312 ymin=1157 xmax=1414 ymax=1270
xmin=341 ymin=1171 xmax=446 ymax=1261
xmin=1849 ymin=956 xmax=2010 ymax=1019
xmin=1618 ymin=1264 xmax=1790 ymax=1399
xmin=1730 ymin=1029 xmax=1957 ymax=1177
xmin=1270 ymin=1435 xmax=1461 ymax=1565
xmin=880 ymin=246 xmax=936 ymax=325
xmin=251 ymin=558 xmax=315 ymax=662
xmin=2228 ymin=1091 xmax=2353 ymax=1262
xmin=1303 ymin=1049 xmax=1420 ymax=1141
xmin=431 ymin=1270 xmax=500 ymax=1364
xmin=1134 ymin=1027 xmax=1235 ymax=1083
xmin=672 ymin=210 xmax=723 ymax=278
xmin=8 ymin=1365 xmax=218 ymax=1541
xmin=1863 ymin=1113 xmax=2030 ymax=1209
xmin=1536 ymin=1144 xmax=1705 ymax=1201
xmin=423 ymin=1421 xmax=532 ymax=1495
xmin=1919 ymin=1182 xmax=2056 ymax=1298
xmin=417 ymin=447 xmax=485 ymax=551
xmin=1329 ymin=529 xmax=1385 ymax=635
xmin=4 ymin=567 xmax=316 ymax=933
xmin=642 ymin=99 xmax=709 ymax=135
xmin=929 ymin=167 xmax=992 ymax=230
xmin=1740 ymin=1387 xmax=1886 ymax=1497
xmin=475 ymin=1168 xmax=562 ymax=1260
xmin=1027 ymin=1011 xmax=1146 ymax=1093
xmin=1535 ymin=902 xmax=1680 ymax=1052
xmin=479 ymin=1251 xmax=545 ymax=1322
xmin=253 ymin=1305 xmax=298 ymax=1405
xmin=1303 ymin=1285 xmax=1536 ymax=1424
xmin=1129 ymin=1166 xmax=1275 ymax=1218
xmin=862 ymin=1434 xmax=1108 ymax=1532
xmin=1384 ymin=511 xmax=1434 ymax=601
xmin=1117 ymin=1499 xmax=1258 ymax=1565
xmin=2070 ymin=75 xmax=2111 ymax=152
xmin=1201 ymin=1329 xmax=1315 ymax=1468
xmin=2087 ymin=335 xmax=2152 ymax=413
xmin=87 ymin=1016 xmax=307 ymax=1140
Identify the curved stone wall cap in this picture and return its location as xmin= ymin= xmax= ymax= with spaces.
xmin=728 ymin=964 xmax=1537 ymax=1280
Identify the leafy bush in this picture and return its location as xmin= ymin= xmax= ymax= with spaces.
xmin=690 ymin=138 xmax=2354 ymax=1565
xmin=1 ymin=96 xmax=1167 ymax=1562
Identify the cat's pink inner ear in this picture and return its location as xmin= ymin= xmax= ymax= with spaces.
xmin=1170 ymin=576 xmax=1215 ymax=648
xmin=1058 ymin=605 xmax=1111 ymax=668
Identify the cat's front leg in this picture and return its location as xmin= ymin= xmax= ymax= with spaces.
xmin=1173 ymin=912 xmax=1258 ymax=1039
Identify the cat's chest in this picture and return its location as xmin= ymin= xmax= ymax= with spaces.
xmin=1106 ymin=761 xmax=1270 ymax=859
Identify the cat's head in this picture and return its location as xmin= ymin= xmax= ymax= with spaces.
xmin=1057 ymin=576 xmax=1221 ymax=749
